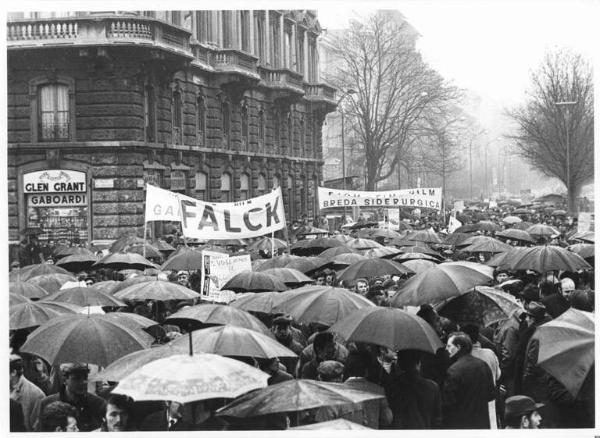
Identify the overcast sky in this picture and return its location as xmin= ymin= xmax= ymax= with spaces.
xmin=317 ymin=0 xmax=598 ymax=103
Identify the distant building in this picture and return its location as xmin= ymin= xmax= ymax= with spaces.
xmin=7 ymin=10 xmax=337 ymax=245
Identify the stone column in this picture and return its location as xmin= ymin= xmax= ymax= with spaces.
xmin=237 ymin=11 xmax=242 ymax=50
xmin=248 ymin=10 xmax=255 ymax=55
xmin=291 ymin=22 xmax=297 ymax=72
xmin=279 ymin=13 xmax=284 ymax=68
xmin=303 ymin=31 xmax=309 ymax=80
xmin=265 ymin=10 xmax=271 ymax=66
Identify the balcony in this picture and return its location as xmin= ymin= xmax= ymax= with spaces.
xmin=212 ymin=48 xmax=260 ymax=81
xmin=304 ymin=83 xmax=337 ymax=111
xmin=259 ymin=67 xmax=305 ymax=101
xmin=7 ymin=15 xmax=193 ymax=60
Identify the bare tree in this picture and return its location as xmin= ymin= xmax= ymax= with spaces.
xmin=329 ymin=12 xmax=459 ymax=190
xmin=506 ymin=49 xmax=594 ymax=213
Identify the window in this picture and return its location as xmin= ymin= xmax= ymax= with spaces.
xmin=297 ymin=30 xmax=305 ymax=74
xmin=170 ymin=170 xmax=186 ymax=193
xmin=240 ymin=173 xmax=250 ymax=200
xmin=300 ymin=176 xmax=307 ymax=214
xmin=241 ymin=11 xmax=251 ymax=52
xmin=241 ymin=104 xmax=249 ymax=150
xmin=287 ymin=175 xmax=295 ymax=218
xmin=221 ymin=172 xmax=232 ymax=202
xmin=273 ymin=175 xmax=280 ymax=189
xmin=258 ymin=107 xmax=265 ymax=150
xmin=286 ymin=112 xmax=293 ymax=154
xmin=272 ymin=110 xmax=280 ymax=154
xmin=222 ymin=100 xmax=230 ymax=148
xmin=172 ymin=90 xmax=183 ymax=145
xmin=195 ymin=171 xmax=207 ymax=200
xmin=270 ymin=15 xmax=280 ymax=68
xmin=222 ymin=11 xmax=233 ymax=48
xmin=144 ymin=85 xmax=156 ymax=142
xmin=39 ymin=84 xmax=69 ymax=142
xmin=254 ymin=12 xmax=266 ymax=62
xmin=299 ymin=117 xmax=305 ymax=157
xmin=196 ymin=95 xmax=205 ymax=147
xmin=258 ymin=174 xmax=267 ymax=195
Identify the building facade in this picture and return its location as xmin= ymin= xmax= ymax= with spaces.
xmin=6 ymin=10 xmax=337 ymax=245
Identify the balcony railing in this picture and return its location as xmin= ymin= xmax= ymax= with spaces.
xmin=258 ymin=67 xmax=305 ymax=95
xmin=304 ymin=83 xmax=337 ymax=103
xmin=212 ymin=48 xmax=259 ymax=78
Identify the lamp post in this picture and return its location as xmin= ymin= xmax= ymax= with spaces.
xmin=337 ymin=89 xmax=356 ymax=222
xmin=554 ymin=100 xmax=578 ymax=214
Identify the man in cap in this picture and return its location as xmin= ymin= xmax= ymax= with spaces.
xmin=10 ymin=354 xmax=45 ymax=431
xmin=503 ymin=395 xmax=543 ymax=429
xmin=176 ymin=271 xmax=191 ymax=288
xmin=270 ymin=315 xmax=304 ymax=375
xmin=299 ymin=331 xmax=348 ymax=379
xmin=317 ymin=360 xmax=345 ymax=383
xmin=32 ymin=363 xmax=106 ymax=432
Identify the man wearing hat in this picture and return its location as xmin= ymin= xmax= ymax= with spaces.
xmin=271 ymin=315 xmax=304 ymax=376
xmin=32 ymin=363 xmax=106 ymax=432
xmin=503 ymin=395 xmax=543 ymax=428
xmin=176 ymin=271 xmax=191 ymax=288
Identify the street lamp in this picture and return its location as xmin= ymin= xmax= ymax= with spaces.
xmin=338 ymin=88 xmax=356 ymax=222
xmin=554 ymin=100 xmax=578 ymax=214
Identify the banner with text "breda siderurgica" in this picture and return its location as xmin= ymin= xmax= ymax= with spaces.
xmin=144 ymin=184 xmax=286 ymax=240
xmin=318 ymin=187 xmax=442 ymax=210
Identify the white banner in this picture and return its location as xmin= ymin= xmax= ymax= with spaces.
xmin=453 ymin=200 xmax=465 ymax=213
xmin=448 ymin=215 xmax=462 ymax=233
xmin=180 ymin=188 xmax=286 ymax=240
xmin=145 ymin=184 xmax=182 ymax=223
xmin=318 ymin=187 xmax=442 ymax=210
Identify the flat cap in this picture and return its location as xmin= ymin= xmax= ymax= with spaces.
xmin=525 ymin=301 xmax=547 ymax=320
xmin=317 ymin=360 xmax=344 ymax=380
xmin=272 ymin=314 xmax=293 ymax=326
xmin=505 ymin=395 xmax=544 ymax=418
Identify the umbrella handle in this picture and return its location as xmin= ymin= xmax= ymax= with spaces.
xmin=188 ymin=324 xmax=193 ymax=356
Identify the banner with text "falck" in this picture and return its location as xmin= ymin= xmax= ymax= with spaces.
xmin=318 ymin=187 xmax=442 ymax=210
xmin=144 ymin=184 xmax=286 ymax=240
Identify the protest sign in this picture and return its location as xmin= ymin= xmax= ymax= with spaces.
xmin=200 ymin=252 xmax=252 ymax=300
xmin=318 ymin=187 xmax=442 ymax=210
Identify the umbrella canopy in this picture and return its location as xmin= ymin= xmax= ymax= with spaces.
xmin=216 ymin=379 xmax=385 ymax=418
xmin=361 ymin=247 xmax=403 ymax=259
xmin=496 ymin=229 xmax=535 ymax=244
xmin=533 ymin=308 xmax=594 ymax=397
xmin=247 ymin=237 xmax=288 ymax=253
xmin=170 ymin=325 xmax=298 ymax=359
xmin=20 ymin=313 xmax=152 ymax=366
xmin=392 ymin=252 xmax=442 ymax=263
xmin=94 ymin=252 xmax=158 ymax=271
xmin=260 ymin=268 xmax=314 ymax=286
xmin=355 ymin=228 xmax=377 ymax=239
xmin=512 ymin=208 xmax=531 ymax=215
xmin=496 ymin=245 xmax=592 ymax=273
xmin=54 ymin=246 xmax=95 ymax=259
xmin=10 ymin=281 xmax=49 ymax=300
xmin=109 ymin=235 xmax=147 ymax=253
xmin=512 ymin=221 xmax=534 ymax=230
xmin=345 ymin=238 xmax=383 ymax=250
xmin=10 ymin=264 xmax=70 ymax=282
xmin=152 ymin=239 xmax=176 ymax=252
xmin=331 ymin=253 xmax=369 ymax=269
xmin=294 ymin=225 xmax=330 ymax=236
xmin=42 ymin=286 xmax=126 ymax=307
xmin=319 ymin=246 xmax=357 ymax=258
xmin=88 ymin=280 xmax=120 ymax=294
xmin=25 ymin=273 xmax=77 ymax=294
xmin=399 ymin=259 xmax=437 ymax=274
xmin=166 ymin=304 xmax=272 ymax=336
xmin=112 ymin=353 xmax=269 ymax=403
xmin=54 ymin=252 xmax=99 ymax=272
xmin=10 ymin=292 xmax=31 ymax=306
xmin=291 ymin=419 xmax=372 ymax=430
xmin=290 ymin=237 xmax=344 ymax=256
xmin=371 ymin=228 xmax=404 ymax=240
xmin=337 ymin=259 xmax=413 ymax=284
xmin=271 ymin=285 xmax=375 ymax=326
xmin=485 ymin=247 xmax=528 ymax=267
xmin=110 ymin=276 xmax=155 ymax=294
xmin=230 ymin=292 xmax=283 ymax=314
xmin=435 ymin=286 xmax=522 ymax=327
xmin=331 ymin=234 xmax=354 ymax=243
xmin=471 ymin=220 xmax=501 ymax=233
xmin=390 ymin=262 xmax=495 ymax=307
xmin=442 ymin=233 xmax=471 ymax=246
xmin=161 ymin=246 xmax=203 ymax=271
xmin=551 ymin=209 xmax=567 ymax=216
xmin=222 ymin=271 xmax=288 ymax=292
xmin=526 ymin=224 xmax=560 ymax=240
xmin=10 ymin=301 xmax=82 ymax=330
xmin=567 ymin=243 xmax=594 ymax=260
xmin=284 ymin=257 xmax=334 ymax=276
xmin=126 ymin=243 xmax=164 ymax=260
xmin=502 ymin=216 xmax=522 ymax=224
xmin=458 ymin=236 xmax=512 ymax=253
xmin=92 ymin=344 xmax=184 ymax=382
xmin=114 ymin=279 xmax=201 ymax=302
xmin=406 ymin=229 xmax=443 ymax=244
xmin=254 ymin=254 xmax=302 ymax=271
xmin=398 ymin=245 xmax=441 ymax=258
xmin=329 ymin=307 xmax=443 ymax=354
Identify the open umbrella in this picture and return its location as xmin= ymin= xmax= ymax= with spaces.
xmin=230 ymin=292 xmax=283 ymax=314
xmin=406 ymin=229 xmax=443 ymax=244
xmin=10 ymin=281 xmax=49 ymax=300
xmin=331 ymin=234 xmax=354 ymax=243
xmin=337 ymin=259 xmax=413 ymax=284
xmin=109 ymin=235 xmax=147 ymax=253
xmin=55 ymin=252 xmax=99 ymax=272
xmin=371 ymin=228 xmax=404 ymax=240
xmin=331 ymin=253 xmax=369 ymax=269
xmin=398 ymin=245 xmax=442 ymax=258
xmin=166 ymin=304 xmax=272 ymax=336
xmin=567 ymin=243 xmax=594 ymax=260
xmin=458 ymin=236 xmax=512 ymax=253
xmin=392 ymin=252 xmax=442 ymax=263
xmin=329 ymin=307 xmax=443 ymax=354
xmin=442 ymin=233 xmax=471 ymax=246
xmin=152 ymin=239 xmax=176 ymax=252
xmin=10 ymin=292 xmax=31 ymax=306
xmin=114 ymin=279 xmax=201 ymax=302
xmin=25 ymin=273 xmax=77 ymax=294
xmin=222 ymin=271 xmax=288 ymax=292
xmin=496 ymin=229 xmax=535 ymax=244
xmin=160 ymin=246 xmax=204 ymax=271
xmin=126 ymin=243 xmax=164 ymax=260
xmin=10 ymin=264 xmax=70 ymax=282
xmin=502 ymin=216 xmax=522 ymax=224
xmin=290 ymin=237 xmax=344 ymax=256
xmin=10 ymin=301 xmax=82 ymax=330
xmin=110 ymin=276 xmax=155 ymax=294
xmin=435 ymin=286 xmax=522 ymax=327
xmin=260 ymin=268 xmax=314 ymax=287
xmin=291 ymin=419 xmax=372 ymax=430
xmin=170 ymin=325 xmax=297 ymax=359
xmin=112 ymin=353 xmax=269 ymax=403
xmin=345 ymin=238 xmax=383 ymax=250
xmin=247 ymin=237 xmax=288 ymax=253
xmin=94 ymin=252 xmax=158 ymax=271
xmin=485 ymin=247 xmax=527 ymax=267
xmin=20 ymin=313 xmax=152 ymax=366
xmin=399 ymin=259 xmax=437 ymax=274
xmin=361 ymin=247 xmax=403 ymax=259
xmin=496 ymin=245 xmax=592 ymax=273
xmin=254 ymin=254 xmax=302 ymax=271
xmin=551 ymin=209 xmax=567 ymax=216
xmin=284 ymin=257 xmax=334 ymax=276
xmin=88 ymin=280 xmax=120 ymax=294
xmin=512 ymin=221 xmax=534 ymax=230
xmin=533 ymin=308 xmax=594 ymax=397
xmin=526 ymin=224 xmax=560 ymax=240
xmin=42 ymin=286 xmax=126 ymax=307
xmin=271 ymin=285 xmax=375 ymax=326
xmin=319 ymin=246 xmax=356 ymax=258
xmin=390 ymin=261 xmax=494 ymax=307
xmin=294 ymin=225 xmax=330 ymax=237
xmin=216 ymin=379 xmax=385 ymax=418
xmin=471 ymin=221 xmax=501 ymax=233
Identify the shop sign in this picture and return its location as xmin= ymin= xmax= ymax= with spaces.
xmin=24 ymin=170 xmax=87 ymax=193
xmin=28 ymin=193 xmax=87 ymax=207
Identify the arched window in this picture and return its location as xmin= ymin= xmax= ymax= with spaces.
xmin=222 ymin=100 xmax=230 ymax=148
xmin=195 ymin=171 xmax=207 ymax=200
xmin=258 ymin=174 xmax=267 ymax=196
xmin=172 ymin=90 xmax=183 ymax=144
xmin=240 ymin=173 xmax=250 ymax=200
xmin=196 ymin=95 xmax=205 ymax=147
xmin=221 ymin=172 xmax=232 ymax=202
xmin=39 ymin=84 xmax=70 ymax=141
xmin=241 ymin=104 xmax=249 ymax=150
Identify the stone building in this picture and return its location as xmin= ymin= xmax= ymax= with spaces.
xmin=7 ymin=10 xmax=336 ymax=245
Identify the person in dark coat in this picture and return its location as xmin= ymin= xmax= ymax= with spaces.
xmin=539 ymin=281 xmax=569 ymax=318
xmin=386 ymin=349 xmax=442 ymax=429
xmin=441 ymin=332 xmax=496 ymax=429
xmin=10 ymin=399 xmax=26 ymax=432
xmin=270 ymin=315 xmax=304 ymax=376
xmin=139 ymin=401 xmax=192 ymax=431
